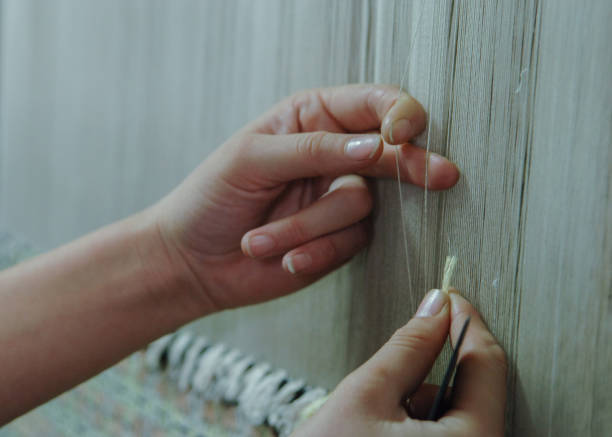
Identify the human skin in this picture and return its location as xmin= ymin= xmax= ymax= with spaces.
xmin=291 ymin=290 xmax=507 ymax=437
xmin=0 ymin=85 xmax=505 ymax=432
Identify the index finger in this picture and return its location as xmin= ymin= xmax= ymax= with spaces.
xmin=247 ymin=84 xmax=427 ymax=144
xmin=441 ymin=292 xmax=507 ymax=434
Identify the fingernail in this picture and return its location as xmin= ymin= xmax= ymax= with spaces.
xmin=284 ymin=253 xmax=312 ymax=274
xmin=327 ymin=179 xmax=347 ymax=193
xmin=389 ymin=118 xmax=414 ymax=144
xmin=415 ymin=289 xmax=448 ymax=317
xmin=246 ymin=234 xmax=275 ymax=257
xmin=428 ymin=153 xmax=446 ymax=166
xmin=345 ymin=135 xmax=381 ymax=160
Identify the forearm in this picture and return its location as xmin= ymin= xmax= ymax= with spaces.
xmin=0 ymin=211 xmax=212 ymax=424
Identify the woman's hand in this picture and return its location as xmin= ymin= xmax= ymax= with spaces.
xmin=0 ymin=84 xmax=462 ymax=423
xmin=292 ymin=291 xmax=507 ymax=437
xmin=153 ymin=84 xmax=460 ymax=311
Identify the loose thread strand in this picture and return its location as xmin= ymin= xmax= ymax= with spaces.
xmin=394 ymin=146 xmax=412 ymax=290
xmin=394 ymin=0 xmax=426 ymax=299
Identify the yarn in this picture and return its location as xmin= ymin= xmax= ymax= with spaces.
xmin=441 ymin=255 xmax=457 ymax=293
xmin=393 ymin=1 xmax=426 ymax=295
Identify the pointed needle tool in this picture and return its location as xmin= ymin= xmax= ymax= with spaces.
xmin=427 ymin=316 xmax=471 ymax=421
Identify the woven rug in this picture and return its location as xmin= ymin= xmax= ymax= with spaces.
xmin=2 ymin=353 xmax=273 ymax=437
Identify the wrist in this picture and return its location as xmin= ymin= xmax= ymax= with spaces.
xmin=129 ymin=209 xmax=218 ymax=322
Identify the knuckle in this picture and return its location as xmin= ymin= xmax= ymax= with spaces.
xmin=476 ymin=331 xmax=507 ymax=370
xmin=284 ymin=217 xmax=311 ymax=244
xmin=366 ymin=85 xmax=397 ymax=120
xmin=224 ymin=133 xmax=256 ymax=173
xmin=366 ymin=86 xmax=387 ymax=115
xmin=485 ymin=341 xmax=508 ymax=374
xmin=233 ymin=132 xmax=256 ymax=155
xmin=289 ymin=90 xmax=316 ymax=129
xmin=464 ymin=336 xmax=508 ymax=375
xmin=359 ymin=364 xmax=395 ymax=395
xmin=387 ymin=321 xmax=433 ymax=354
xmin=316 ymin=237 xmax=339 ymax=261
xmin=289 ymin=88 xmax=313 ymax=106
xmin=335 ymin=369 xmax=382 ymax=410
xmin=296 ymin=131 xmax=329 ymax=162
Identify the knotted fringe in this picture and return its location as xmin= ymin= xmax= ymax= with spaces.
xmin=145 ymin=331 xmax=328 ymax=437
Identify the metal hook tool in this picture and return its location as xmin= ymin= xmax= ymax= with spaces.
xmin=427 ymin=316 xmax=471 ymax=421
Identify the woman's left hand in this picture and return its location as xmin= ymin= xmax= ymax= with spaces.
xmin=291 ymin=291 xmax=507 ymax=437
xmin=153 ymin=84 xmax=460 ymax=312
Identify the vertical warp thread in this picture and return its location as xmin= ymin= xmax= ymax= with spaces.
xmin=396 ymin=2 xmax=457 ymax=295
xmin=394 ymin=0 xmax=426 ymax=297
xmin=419 ymin=4 xmax=436 ymax=287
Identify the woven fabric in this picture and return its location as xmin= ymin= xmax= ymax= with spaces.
xmin=2 ymin=354 xmax=274 ymax=436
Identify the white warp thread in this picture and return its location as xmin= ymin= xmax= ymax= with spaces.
xmin=394 ymin=0 xmax=426 ymax=296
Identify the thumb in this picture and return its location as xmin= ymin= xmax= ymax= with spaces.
xmin=353 ymin=289 xmax=450 ymax=409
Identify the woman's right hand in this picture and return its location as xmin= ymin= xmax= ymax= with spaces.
xmin=292 ymin=290 xmax=507 ymax=437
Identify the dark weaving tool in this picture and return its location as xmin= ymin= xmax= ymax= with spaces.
xmin=427 ymin=316 xmax=471 ymax=421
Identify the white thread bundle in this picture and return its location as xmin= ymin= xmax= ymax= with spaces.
xmin=441 ymin=255 xmax=457 ymax=293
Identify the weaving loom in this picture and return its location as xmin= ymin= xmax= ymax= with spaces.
xmin=0 ymin=1 xmax=610 ymax=435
